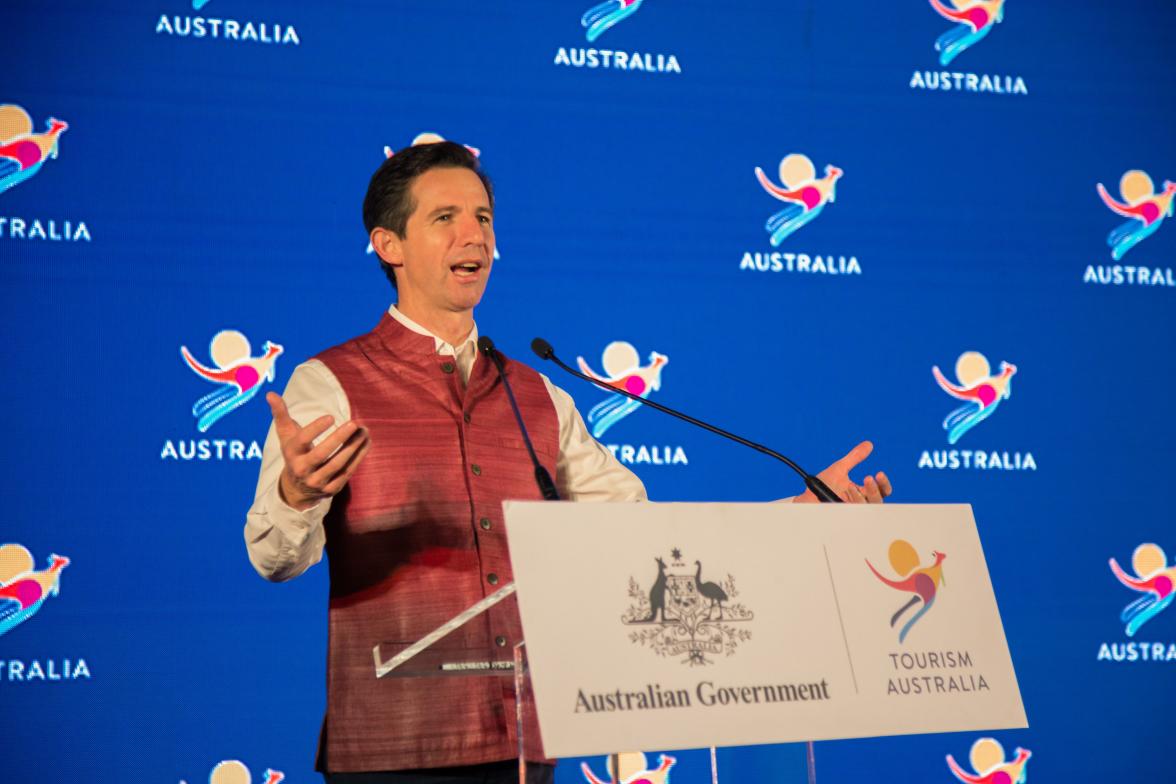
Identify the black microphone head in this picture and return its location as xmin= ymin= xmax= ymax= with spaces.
xmin=531 ymin=337 xmax=554 ymax=360
xmin=476 ymin=335 xmax=496 ymax=355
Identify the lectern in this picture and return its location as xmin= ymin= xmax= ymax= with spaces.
xmin=375 ymin=503 xmax=1027 ymax=784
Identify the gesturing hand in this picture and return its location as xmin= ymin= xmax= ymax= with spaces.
xmin=795 ymin=440 xmax=892 ymax=504
xmin=267 ymin=392 xmax=371 ymax=511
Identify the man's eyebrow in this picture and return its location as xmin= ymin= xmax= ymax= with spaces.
xmin=423 ymin=204 xmax=494 ymax=218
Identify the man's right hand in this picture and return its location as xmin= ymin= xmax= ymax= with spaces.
xmin=267 ymin=391 xmax=371 ymax=511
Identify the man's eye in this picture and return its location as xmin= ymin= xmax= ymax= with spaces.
xmin=436 ymin=214 xmax=451 ymax=222
xmin=479 ymin=215 xmax=492 ymax=225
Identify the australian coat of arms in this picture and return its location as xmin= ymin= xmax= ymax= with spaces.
xmin=622 ymin=548 xmax=754 ymax=666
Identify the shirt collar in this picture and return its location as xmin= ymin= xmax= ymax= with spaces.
xmin=387 ymin=304 xmax=479 ymax=359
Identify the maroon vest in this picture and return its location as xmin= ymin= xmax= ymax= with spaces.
xmin=314 ymin=314 xmax=559 ymax=772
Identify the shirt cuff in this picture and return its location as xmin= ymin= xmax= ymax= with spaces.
xmin=263 ymin=480 xmax=329 ymax=530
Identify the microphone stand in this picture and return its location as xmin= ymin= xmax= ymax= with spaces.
xmin=478 ymin=336 xmax=560 ymax=500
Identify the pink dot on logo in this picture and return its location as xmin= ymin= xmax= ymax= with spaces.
xmin=977 ymin=384 xmax=997 ymax=407
xmin=1141 ymin=203 xmax=1160 ymax=225
xmin=14 ymin=580 xmax=43 ymax=608
xmin=625 ymin=376 xmax=647 ymax=395
xmin=1156 ymin=575 xmax=1173 ymax=597
xmin=991 ymin=772 xmax=1011 ymax=784
xmin=800 ymin=186 xmax=821 ymax=210
xmin=235 ymin=366 xmax=260 ymax=391
xmin=9 ymin=140 xmax=43 ymax=170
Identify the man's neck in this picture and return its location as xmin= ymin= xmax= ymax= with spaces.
xmin=394 ymin=301 xmax=475 ymax=346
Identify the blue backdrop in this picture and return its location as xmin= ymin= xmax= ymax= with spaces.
xmin=2 ymin=1 xmax=1174 ymax=782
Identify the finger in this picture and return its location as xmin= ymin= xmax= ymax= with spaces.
xmin=267 ymin=392 xmax=297 ymax=438
xmin=875 ymin=471 xmax=893 ymax=498
xmin=842 ymin=483 xmax=866 ymax=503
xmin=304 ymin=421 xmax=361 ymax=465
xmin=834 ymin=440 xmax=874 ymax=472
xmin=307 ymin=429 xmax=369 ymax=486
xmin=286 ymin=421 xmax=354 ymax=481
xmin=292 ymin=415 xmax=337 ymax=452
xmin=321 ymin=438 xmax=372 ymax=495
xmin=863 ymin=475 xmax=884 ymax=504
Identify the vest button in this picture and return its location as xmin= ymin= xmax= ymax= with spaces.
xmin=441 ymin=361 xmax=455 ymax=374
xmin=463 ymin=411 xmax=471 ymax=423
xmin=471 ymin=464 xmax=482 ymax=476
xmin=495 ymin=635 xmax=507 ymax=647
xmin=479 ymin=517 xmax=492 ymax=530
xmin=487 ymin=573 xmax=499 ymax=585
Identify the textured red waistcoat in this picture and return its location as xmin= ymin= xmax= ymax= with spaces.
xmin=314 ymin=314 xmax=559 ymax=773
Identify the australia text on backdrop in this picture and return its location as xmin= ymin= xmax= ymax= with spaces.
xmin=0 ymin=217 xmax=90 ymax=242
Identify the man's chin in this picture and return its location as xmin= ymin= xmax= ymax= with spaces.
xmin=450 ymin=286 xmax=487 ymax=312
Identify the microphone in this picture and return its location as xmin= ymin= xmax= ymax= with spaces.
xmin=530 ymin=337 xmax=842 ymax=503
xmin=478 ymin=336 xmax=561 ymax=501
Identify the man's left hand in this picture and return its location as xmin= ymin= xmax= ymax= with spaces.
xmin=794 ymin=441 xmax=892 ymax=503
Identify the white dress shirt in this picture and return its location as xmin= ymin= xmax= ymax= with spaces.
xmin=245 ymin=305 xmax=648 ymax=581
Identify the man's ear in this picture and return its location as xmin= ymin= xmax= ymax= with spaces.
xmin=370 ymin=227 xmax=404 ymax=267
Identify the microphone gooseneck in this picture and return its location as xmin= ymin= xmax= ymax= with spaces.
xmin=478 ymin=336 xmax=560 ymax=501
xmin=530 ymin=337 xmax=842 ymax=503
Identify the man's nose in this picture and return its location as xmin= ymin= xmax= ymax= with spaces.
xmin=456 ymin=213 xmax=486 ymax=244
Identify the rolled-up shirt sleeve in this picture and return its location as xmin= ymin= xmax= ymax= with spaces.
xmin=541 ymin=374 xmax=648 ymax=502
xmin=244 ymin=359 xmax=350 ymax=581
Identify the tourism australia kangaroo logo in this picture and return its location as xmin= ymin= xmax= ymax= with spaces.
xmin=622 ymin=548 xmax=753 ymax=666
xmin=867 ymin=539 xmax=947 ymax=644
xmin=0 ymin=104 xmax=67 ymax=195
xmin=0 ymin=544 xmax=69 ymax=638
xmin=577 ymin=340 xmax=668 ymax=438
xmin=918 ymin=350 xmax=1036 ymax=472
xmin=181 ymin=329 xmax=283 ymax=432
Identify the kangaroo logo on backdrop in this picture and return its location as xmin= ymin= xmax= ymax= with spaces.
xmin=756 ymin=155 xmax=841 ymax=247
xmin=1110 ymin=544 xmax=1174 ymax=636
xmin=1098 ymin=171 xmax=1174 ymax=260
xmin=933 ymin=352 xmax=1015 ymax=444
xmin=867 ymin=540 xmax=946 ymax=643
xmin=0 ymin=104 xmax=91 ymax=244
xmin=156 ymin=1 xmax=301 ymax=45
xmin=1097 ymin=543 xmax=1176 ymax=663
xmin=581 ymin=752 xmax=675 ymax=784
xmin=929 ymin=0 xmax=1003 ymax=66
xmin=180 ymin=760 xmax=284 ymax=784
xmin=367 ymin=135 xmax=499 ymax=260
xmin=1083 ymin=170 xmax=1175 ymax=288
xmin=161 ymin=330 xmax=277 ymax=462
xmin=919 ymin=352 xmax=1034 ymax=471
xmin=182 ymin=330 xmax=282 ymax=431
xmin=577 ymin=341 xmax=685 ymax=467
xmin=946 ymin=738 xmax=1032 ymax=784
xmin=555 ymin=2 xmax=681 ymax=74
xmin=581 ymin=0 xmax=643 ymax=41
xmin=910 ymin=1 xmax=1027 ymax=95
xmin=0 ymin=544 xmax=68 ymax=638
xmin=0 ymin=544 xmax=91 ymax=683
xmin=622 ymin=549 xmax=753 ymax=666
xmin=0 ymin=104 xmax=67 ymax=195
xmin=740 ymin=153 xmax=861 ymax=278
xmin=578 ymin=341 xmax=667 ymax=437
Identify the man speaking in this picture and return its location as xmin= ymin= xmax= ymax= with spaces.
xmin=244 ymin=141 xmax=891 ymax=783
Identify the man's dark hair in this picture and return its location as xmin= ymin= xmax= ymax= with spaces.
xmin=362 ymin=141 xmax=494 ymax=290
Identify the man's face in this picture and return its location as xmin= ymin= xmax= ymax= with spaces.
xmin=392 ymin=166 xmax=495 ymax=317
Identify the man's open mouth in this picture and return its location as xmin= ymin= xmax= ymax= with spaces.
xmin=451 ymin=261 xmax=483 ymax=277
